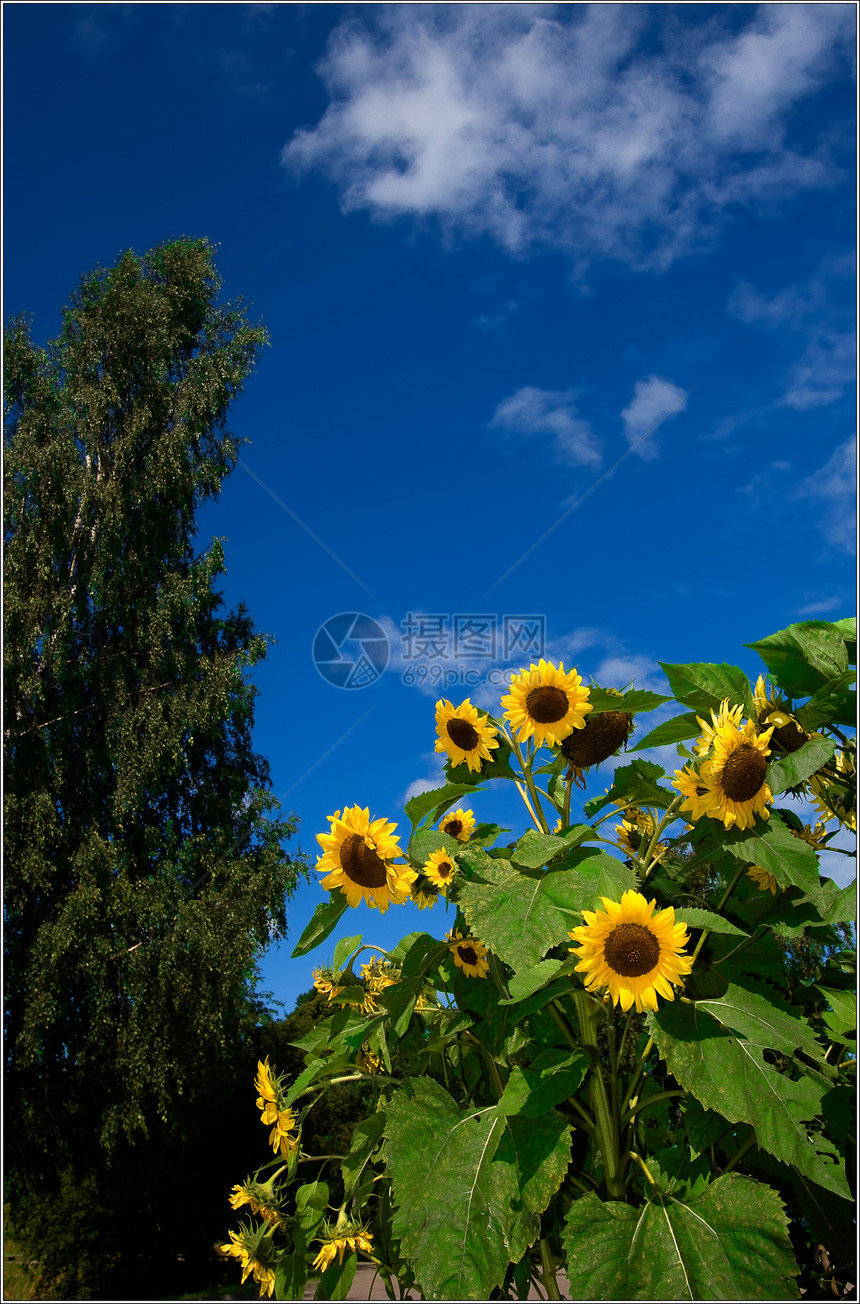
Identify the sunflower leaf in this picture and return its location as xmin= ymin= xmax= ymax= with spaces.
xmin=714 ymin=812 xmax=824 ymax=908
xmin=674 ymin=907 xmax=749 ymax=937
xmin=694 ymin=978 xmax=825 ymax=1060
xmin=585 ymin=759 xmax=675 ymax=815
xmin=795 ymin=670 xmax=856 ymax=729
xmin=404 ymin=782 xmax=486 ymax=831
xmin=509 ymin=824 xmax=594 ymax=868
xmin=407 ymin=828 xmax=463 ymax=866
xmin=315 ymin=1249 xmax=357 ymax=1300
xmin=384 ymin=1077 xmax=571 ymax=1301
xmin=457 ymin=845 xmax=635 ymax=971
xmin=561 ymin=1175 xmax=799 ymax=1301
xmin=629 ymin=710 xmax=702 ymax=752
xmin=341 ymin=1111 xmax=386 ymax=1200
xmin=649 ymin=1000 xmax=850 ymax=1198
xmin=292 ymin=894 xmax=349 ymax=958
xmin=767 ymin=734 xmax=836 ymax=795
xmin=500 ymin=959 xmax=566 ymax=1004
xmin=814 ymin=986 xmax=856 ymax=1041
xmin=587 ymin=686 xmax=672 ymax=715
xmin=659 ymin=661 xmax=756 ymax=718
xmin=747 ymin=621 xmax=849 ymax=695
xmin=495 ymin=1048 xmax=590 ymax=1118
xmin=277 ymin=1182 xmax=330 ymax=1302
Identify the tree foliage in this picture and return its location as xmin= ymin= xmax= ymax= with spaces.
xmin=4 ymin=237 xmax=307 ymax=1295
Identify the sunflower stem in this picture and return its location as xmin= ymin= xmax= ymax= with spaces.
xmin=571 ymin=990 xmax=624 ymax=1200
xmin=721 ymin=1129 xmax=756 ymax=1175
xmin=637 ymin=795 xmax=683 ymax=880
xmin=688 ymin=860 xmax=748 ymax=966
xmin=621 ymin=1088 xmax=686 ymax=1126
xmin=628 ymin=1150 xmax=658 ymax=1190
xmin=508 ymin=730 xmax=551 ymax=833
xmin=620 ymin=1036 xmax=654 ymax=1119
xmin=538 ymin=1237 xmax=562 ymax=1301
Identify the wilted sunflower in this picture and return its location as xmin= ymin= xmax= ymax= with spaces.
xmin=569 ymin=890 xmax=692 ymax=1013
xmin=747 ymin=865 xmax=780 ymax=895
xmin=561 ymin=708 xmax=632 ymax=782
xmin=795 ymin=821 xmax=830 ymax=851
xmin=671 ymin=765 xmax=713 ymax=823
xmin=220 ymin=1225 xmax=277 ymax=1299
xmin=411 ymin=877 xmax=439 ymax=910
xmin=423 ymin=848 xmax=458 ymax=893
xmin=355 ymin=1045 xmax=382 ymax=1075
xmin=447 ymin=928 xmax=489 ymax=979
xmin=438 ymin=807 xmax=476 ymax=841
xmin=502 ymin=659 xmax=592 ymax=747
xmin=699 ymin=715 xmax=775 ymax=830
xmin=316 ymin=806 xmax=416 ymax=911
xmin=312 ymin=1224 xmax=375 ymax=1273
xmin=435 ymin=699 xmax=499 ymax=772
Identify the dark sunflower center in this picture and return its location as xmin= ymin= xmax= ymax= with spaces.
xmin=340 ymin=834 xmax=390 ymax=888
xmin=525 ymin=685 xmax=569 ymax=724
xmin=438 ymin=861 xmax=452 ymax=878
xmin=444 ymin=819 xmax=463 ymax=837
xmin=457 ymin=945 xmax=478 ymax=966
xmin=773 ymin=720 xmax=806 ymax=753
xmin=624 ymin=827 xmax=643 ymax=850
xmin=604 ymin=923 xmax=660 ymax=977
xmin=447 ymin=717 xmax=480 ymax=751
xmin=720 ymin=744 xmax=768 ymax=802
xmin=561 ymin=711 xmax=632 ymax=767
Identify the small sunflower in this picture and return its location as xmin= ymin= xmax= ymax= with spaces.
xmin=254 ymin=1058 xmax=299 ymax=1158
xmin=355 ymin=1044 xmax=382 ymax=1074
xmin=569 ymin=890 xmax=692 ymax=1013
xmin=438 ymin=807 xmax=476 ymax=841
xmin=671 ymin=765 xmax=713 ymax=823
xmin=615 ymin=813 xmax=666 ymax=863
xmin=747 ymin=865 xmax=780 ymax=895
xmin=435 ymin=699 xmax=499 ymax=772
xmin=229 ymin=1180 xmax=283 ymax=1229
xmin=699 ymin=715 xmax=775 ymax=831
xmin=312 ymin=1224 xmax=375 ymax=1273
xmin=423 ymin=848 xmax=458 ymax=893
xmin=794 ymin=821 xmax=830 ymax=851
xmin=415 ymin=991 xmax=437 ymax=1010
xmin=313 ymin=967 xmax=345 ymax=1003
xmin=316 ymin=806 xmax=417 ymax=911
xmin=446 ymin=928 xmax=490 ymax=979
xmin=411 ymin=877 xmax=439 ymax=910
xmin=502 ymin=659 xmax=592 ymax=747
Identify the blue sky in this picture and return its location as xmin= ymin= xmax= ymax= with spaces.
xmin=5 ymin=2 xmax=856 ymax=1012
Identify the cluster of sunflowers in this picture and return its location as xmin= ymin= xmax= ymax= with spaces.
xmin=221 ymin=631 xmax=854 ymax=1300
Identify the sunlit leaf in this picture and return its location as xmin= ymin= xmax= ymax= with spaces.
xmin=747 ymin=622 xmax=849 ymax=696
xmin=659 ymin=662 xmax=755 ymax=718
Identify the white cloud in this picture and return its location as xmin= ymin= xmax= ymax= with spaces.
xmin=621 ymin=376 xmax=688 ymax=461
xmin=794 ymin=436 xmax=857 ymax=552
xmin=282 ymin=5 xmax=852 ymax=269
xmin=489 ymin=387 xmax=601 ymax=468
xmin=796 ymin=595 xmax=847 ymax=617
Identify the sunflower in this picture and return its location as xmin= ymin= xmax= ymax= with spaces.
xmin=423 ymin=848 xmax=458 ymax=893
xmin=355 ymin=1045 xmax=382 ymax=1074
xmin=502 ymin=659 xmax=592 ymax=747
xmin=229 ymin=1181 xmax=283 ymax=1229
xmin=794 ymin=821 xmax=830 ymax=851
xmin=312 ymin=1225 xmax=375 ymax=1273
xmin=254 ymin=1058 xmax=299 ymax=1157
xmin=411 ymin=877 xmax=439 ymax=910
xmin=747 ymin=865 xmax=780 ymax=895
xmin=316 ymin=806 xmax=416 ymax=911
xmin=615 ymin=813 xmax=666 ymax=863
xmin=698 ymin=715 xmax=775 ymax=830
xmin=435 ymin=699 xmax=499 ymax=772
xmin=753 ymin=675 xmax=807 ymax=753
xmin=438 ymin=807 xmax=476 ymax=841
xmin=569 ymin=890 xmax=692 ymax=1013
xmin=220 ymin=1225 xmax=277 ymax=1299
xmin=313 ymin=967 xmax=344 ymax=1003
xmin=560 ymin=708 xmax=632 ymax=779
xmin=671 ymin=765 xmax=713 ymax=823
xmin=447 ymin=928 xmax=490 ymax=979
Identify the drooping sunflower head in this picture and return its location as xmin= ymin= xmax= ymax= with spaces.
xmin=615 ymin=813 xmax=665 ymax=862
xmin=502 ymin=659 xmax=592 ymax=747
xmin=747 ymin=865 xmax=780 ymax=895
xmin=229 ymin=1179 xmax=284 ymax=1229
xmin=753 ymin=675 xmax=807 ymax=753
xmin=316 ymin=805 xmax=417 ymax=912
xmin=435 ymin=699 xmax=499 ymax=772
xmin=355 ymin=1044 xmax=382 ymax=1075
xmin=438 ymin=807 xmax=476 ymax=841
xmin=423 ymin=847 xmax=458 ymax=893
xmin=560 ymin=709 xmax=632 ymax=773
xmin=360 ymin=957 xmax=400 ymax=995
xmin=446 ymin=928 xmax=490 ymax=979
xmin=312 ymin=1223 xmax=375 ymax=1273
xmin=411 ymin=876 xmax=439 ymax=910
xmin=699 ymin=716 xmax=774 ymax=831
xmin=569 ymin=890 xmax=692 ymax=1013
xmin=794 ymin=821 xmax=830 ymax=851
xmin=312 ymin=967 xmax=345 ymax=1003
xmin=220 ymin=1223 xmax=278 ymax=1298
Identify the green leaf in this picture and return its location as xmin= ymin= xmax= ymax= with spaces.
xmin=404 ymin=782 xmax=485 ymax=830
xmin=815 ymin=986 xmax=856 ymax=1041
xmin=496 ymin=1048 xmax=589 ymax=1119
xmin=766 ymin=734 xmax=836 ymax=795
xmin=683 ymin=1098 xmax=732 ymax=1155
xmin=795 ymin=671 xmax=857 ymax=729
xmin=332 ymin=934 xmax=362 ymax=972
xmin=630 ymin=711 xmax=702 ymax=752
xmin=292 ymin=894 xmax=349 ymax=958
xmin=587 ymin=686 xmax=672 ymax=714
xmin=562 ymin=1175 xmax=799 ymax=1300
xmin=716 ymin=812 xmax=823 ymax=907
xmin=674 ymin=908 xmax=748 ymax=938
xmin=501 ymin=959 xmax=566 ymax=1004
xmin=277 ymin=1181 xmax=329 ymax=1303
xmin=747 ymin=622 xmax=849 ymax=696
xmin=660 ymin=662 xmax=755 ymax=718
xmin=342 ymin=1111 xmax=386 ymax=1199
xmin=470 ymin=821 xmax=506 ymax=846
xmin=378 ymin=934 xmax=445 ymax=1037
xmin=695 ymin=978 xmax=824 ymax=1060
xmin=457 ymin=845 xmax=635 ymax=972
xmin=649 ymin=1000 xmax=850 ymax=1198
xmin=585 ymin=759 xmax=674 ymax=817
xmin=315 ymin=1250 xmax=358 ymax=1300
xmin=832 ymin=616 xmax=856 ymax=666
xmin=509 ymin=824 xmax=594 ymax=868
xmin=384 ymin=1077 xmax=571 ymax=1301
